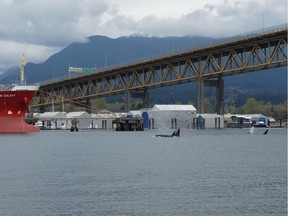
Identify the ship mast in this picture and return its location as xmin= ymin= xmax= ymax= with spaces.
xmin=19 ymin=53 xmax=25 ymax=85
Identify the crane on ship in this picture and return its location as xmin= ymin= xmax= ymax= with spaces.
xmin=19 ymin=53 xmax=25 ymax=85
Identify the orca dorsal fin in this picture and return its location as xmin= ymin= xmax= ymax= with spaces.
xmin=263 ymin=129 xmax=269 ymax=135
xmin=174 ymin=128 xmax=180 ymax=137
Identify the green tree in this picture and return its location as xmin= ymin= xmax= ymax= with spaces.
xmin=106 ymin=101 xmax=123 ymax=112
xmin=274 ymin=100 xmax=287 ymax=120
xmin=94 ymin=97 xmax=107 ymax=110
xmin=204 ymin=98 xmax=213 ymax=113
xmin=241 ymin=98 xmax=259 ymax=114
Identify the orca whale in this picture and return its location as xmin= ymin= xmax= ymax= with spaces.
xmin=155 ymin=128 xmax=180 ymax=137
xmin=263 ymin=129 xmax=269 ymax=135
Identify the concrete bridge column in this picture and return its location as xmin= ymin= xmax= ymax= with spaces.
xmin=86 ymin=99 xmax=91 ymax=114
xmin=197 ymin=77 xmax=224 ymax=114
xmin=143 ymin=89 xmax=150 ymax=108
xmin=197 ymin=78 xmax=205 ymax=114
xmin=124 ymin=90 xmax=131 ymax=112
xmin=61 ymin=97 xmax=65 ymax=112
xmin=127 ymin=89 xmax=150 ymax=111
xmin=216 ymin=77 xmax=224 ymax=115
xmin=66 ymin=101 xmax=74 ymax=112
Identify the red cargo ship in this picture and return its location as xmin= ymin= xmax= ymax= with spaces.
xmin=0 ymin=84 xmax=39 ymax=133
xmin=0 ymin=53 xmax=39 ymax=133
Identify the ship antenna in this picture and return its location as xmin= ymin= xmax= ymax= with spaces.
xmin=20 ymin=53 xmax=25 ymax=85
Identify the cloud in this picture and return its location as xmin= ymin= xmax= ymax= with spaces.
xmin=0 ymin=40 xmax=59 ymax=74
xmin=101 ymin=0 xmax=286 ymax=38
xmin=0 ymin=0 xmax=108 ymax=46
xmin=0 ymin=0 xmax=286 ymax=74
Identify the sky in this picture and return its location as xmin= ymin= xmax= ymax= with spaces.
xmin=0 ymin=0 xmax=286 ymax=74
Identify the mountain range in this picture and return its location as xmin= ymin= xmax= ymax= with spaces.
xmin=1 ymin=35 xmax=287 ymax=106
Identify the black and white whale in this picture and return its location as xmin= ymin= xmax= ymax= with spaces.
xmin=155 ymin=128 xmax=180 ymax=137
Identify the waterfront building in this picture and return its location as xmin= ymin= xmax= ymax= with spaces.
xmin=193 ymin=114 xmax=224 ymax=129
xmin=142 ymin=104 xmax=197 ymax=129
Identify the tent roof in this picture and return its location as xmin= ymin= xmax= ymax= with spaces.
xmin=38 ymin=112 xmax=66 ymax=119
xmin=91 ymin=113 xmax=115 ymax=118
xmin=197 ymin=114 xmax=222 ymax=118
xmin=66 ymin=111 xmax=91 ymax=118
xmin=152 ymin=104 xmax=196 ymax=111
xmin=128 ymin=110 xmax=142 ymax=117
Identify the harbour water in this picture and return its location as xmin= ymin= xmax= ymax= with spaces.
xmin=0 ymin=128 xmax=286 ymax=216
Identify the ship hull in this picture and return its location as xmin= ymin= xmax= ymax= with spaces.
xmin=0 ymin=86 xmax=39 ymax=133
xmin=0 ymin=117 xmax=39 ymax=133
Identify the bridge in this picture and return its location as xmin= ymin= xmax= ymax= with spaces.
xmin=31 ymin=25 xmax=287 ymax=114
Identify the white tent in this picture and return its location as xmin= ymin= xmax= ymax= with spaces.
xmin=36 ymin=112 xmax=67 ymax=129
xmin=143 ymin=104 xmax=197 ymax=129
xmin=65 ymin=111 xmax=92 ymax=129
xmin=90 ymin=111 xmax=116 ymax=129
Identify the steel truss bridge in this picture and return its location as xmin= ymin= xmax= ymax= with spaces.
xmin=31 ymin=25 xmax=287 ymax=113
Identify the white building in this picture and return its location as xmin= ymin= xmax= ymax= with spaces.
xmin=142 ymin=104 xmax=197 ymax=129
xmin=65 ymin=111 xmax=95 ymax=129
xmin=91 ymin=110 xmax=116 ymax=129
xmin=194 ymin=114 xmax=224 ymax=129
xmin=36 ymin=112 xmax=66 ymax=129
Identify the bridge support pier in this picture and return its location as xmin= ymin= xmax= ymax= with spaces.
xmin=124 ymin=90 xmax=131 ymax=112
xmin=216 ymin=78 xmax=224 ymax=115
xmin=132 ymin=89 xmax=149 ymax=109
xmin=85 ymin=99 xmax=91 ymax=114
xmin=124 ymin=89 xmax=150 ymax=112
xmin=197 ymin=78 xmax=205 ymax=114
xmin=197 ymin=77 xmax=224 ymax=115
xmin=68 ymin=101 xmax=75 ymax=112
